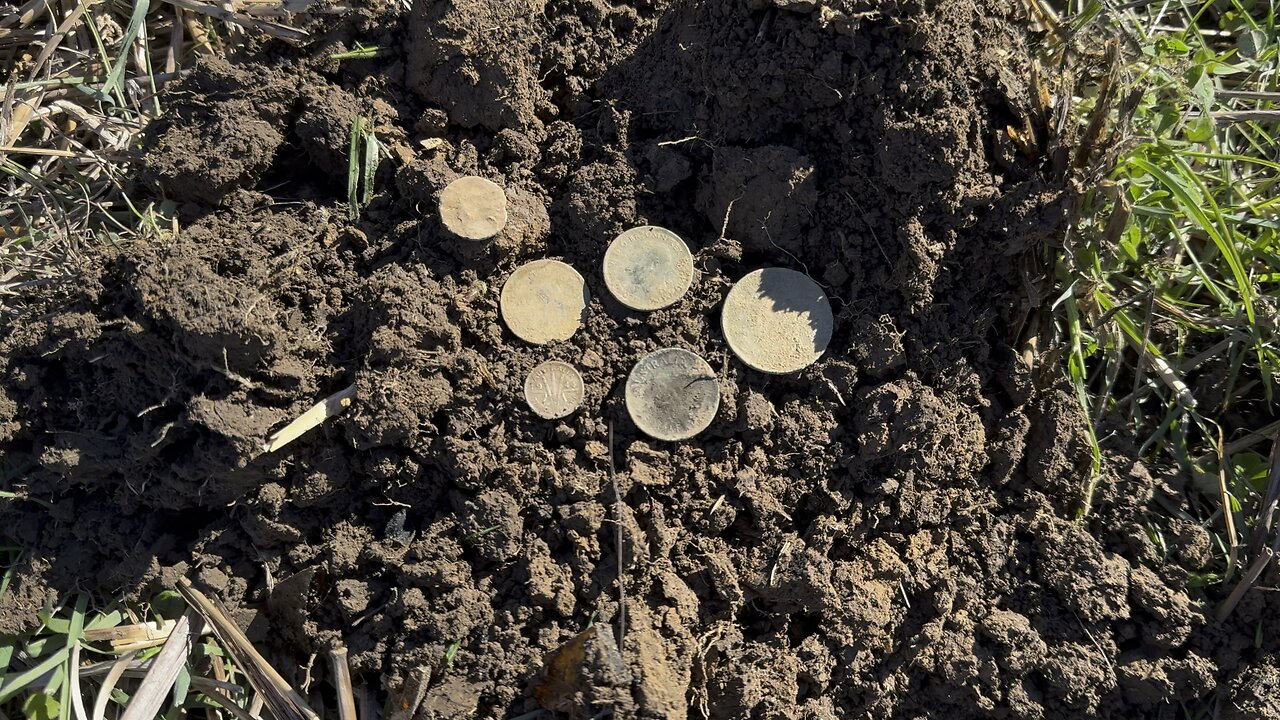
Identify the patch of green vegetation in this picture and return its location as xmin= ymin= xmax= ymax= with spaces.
xmin=331 ymin=43 xmax=387 ymax=61
xmin=1056 ymin=0 xmax=1279 ymax=586
xmin=0 ymin=589 xmax=262 ymax=720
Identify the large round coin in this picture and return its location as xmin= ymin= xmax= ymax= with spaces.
xmin=625 ymin=348 xmax=720 ymax=441
xmin=439 ymin=176 xmax=507 ymax=240
xmin=524 ymin=361 xmax=585 ymax=419
xmin=602 ymin=226 xmax=695 ymax=311
xmin=721 ymin=268 xmax=832 ymax=374
xmin=500 ymin=259 xmax=589 ymax=345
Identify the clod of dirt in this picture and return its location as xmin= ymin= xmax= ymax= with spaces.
xmin=295 ymin=85 xmax=361 ymax=177
xmin=697 ymin=145 xmax=817 ymax=254
xmin=407 ymin=0 xmax=548 ymax=131
xmin=1225 ymin=658 xmax=1280 ymax=720
xmin=137 ymin=55 xmax=299 ymax=205
xmin=534 ymin=625 xmax=633 ymax=714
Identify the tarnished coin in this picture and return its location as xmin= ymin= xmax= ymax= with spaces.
xmin=439 ymin=176 xmax=507 ymax=240
xmin=500 ymin=259 xmax=589 ymax=345
xmin=524 ymin=360 xmax=585 ymax=419
xmin=721 ymin=268 xmax=832 ymax=374
xmin=625 ymin=348 xmax=720 ymax=441
xmin=602 ymin=225 xmax=695 ymax=311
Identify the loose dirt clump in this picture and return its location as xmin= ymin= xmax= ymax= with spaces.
xmin=2 ymin=0 xmax=1276 ymax=717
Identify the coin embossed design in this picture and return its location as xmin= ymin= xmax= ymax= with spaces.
xmin=523 ymin=361 xmax=584 ymax=419
xmin=602 ymin=225 xmax=695 ymax=311
xmin=500 ymin=259 xmax=590 ymax=345
xmin=721 ymin=267 xmax=832 ymax=374
xmin=439 ymin=176 xmax=507 ymax=240
xmin=625 ymin=348 xmax=720 ymax=441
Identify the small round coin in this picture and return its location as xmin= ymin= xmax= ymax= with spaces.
xmin=523 ymin=360 xmax=585 ymax=420
xmin=721 ymin=268 xmax=833 ymax=374
xmin=438 ymin=176 xmax=507 ymax=240
xmin=625 ymin=348 xmax=720 ymax=441
xmin=602 ymin=225 xmax=695 ymax=311
xmin=499 ymin=259 xmax=590 ymax=344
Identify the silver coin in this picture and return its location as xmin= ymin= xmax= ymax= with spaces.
xmin=439 ymin=176 xmax=507 ymax=240
xmin=500 ymin=259 xmax=589 ymax=345
xmin=602 ymin=225 xmax=695 ymax=311
xmin=625 ymin=348 xmax=720 ymax=441
xmin=523 ymin=360 xmax=584 ymax=419
xmin=721 ymin=268 xmax=832 ymax=374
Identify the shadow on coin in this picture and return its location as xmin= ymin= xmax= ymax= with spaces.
xmin=754 ymin=269 xmax=832 ymax=354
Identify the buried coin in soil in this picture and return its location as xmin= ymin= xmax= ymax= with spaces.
xmin=721 ymin=267 xmax=833 ymax=374
xmin=523 ymin=360 xmax=584 ymax=420
xmin=625 ymin=348 xmax=720 ymax=441
xmin=438 ymin=175 xmax=507 ymax=240
xmin=602 ymin=225 xmax=695 ymax=311
xmin=500 ymin=259 xmax=589 ymax=345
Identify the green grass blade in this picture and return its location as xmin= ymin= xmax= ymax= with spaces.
xmin=1129 ymin=155 xmax=1256 ymax=323
xmin=347 ymin=116 xmax=363 ymax=222
xmin=0 ymin=641 xmax=14 ymax=687
xmin=104 ymin=0 xmax=152 ymax=99
xmin=0 ymin=646 xmax=72 ymax=704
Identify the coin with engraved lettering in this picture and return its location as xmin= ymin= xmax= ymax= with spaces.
xmin=500 ymin=259 xmax=589 ymax=344
xmin=439 ymin=176 xmax=507 ymax=240
xmin=523 ymin=360 xmax=585 ymax=419
xmin=603 ymin=225 xmax=695 ymax=311
xmin=721 ymin=267 xmax=832 ymax=374
xmin=625 ymin=348 xmax=720 ymax=441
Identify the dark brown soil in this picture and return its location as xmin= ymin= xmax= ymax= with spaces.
xmin=2 ymin=0 xmax=1276 ymax=718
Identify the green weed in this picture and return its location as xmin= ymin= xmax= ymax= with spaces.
xmin=1057 ymin=0 xmax=1280 ymax=582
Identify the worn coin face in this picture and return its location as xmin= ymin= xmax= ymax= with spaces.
xmin=500 ymin=259 xmax=589 ymax=344
xmin=523 ymin=360 xmax=585 ymax=419
xmin=625 ymin=348 xmax=720 ymax=441
xmin=602 ymin=226 xmax=695 ymax=311
xmin=721 ymin=267 xmax=832 ymax=374
xmin=438 ymin=176 xmax=507 ymax=240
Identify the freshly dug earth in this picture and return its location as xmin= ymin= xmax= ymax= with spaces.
xmin=2 ymin=0 xmax=1276 ymax=717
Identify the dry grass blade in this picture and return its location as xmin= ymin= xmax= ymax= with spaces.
xmin=1213 ymin=424 xmax=1240 ymax=580
xmin=1217 ymin=547 xmax=1275 ymax=623
xmin=83 ymin=617 xmax=193 ymax=651
xmin=176 ymin=578 xmax=320 ymax=720
xmin=69 ymin=641 xmax=88 ymax=720
xmin=162 ymin=0 xmax=310 ymax=42
xmin=1247 ymin=429 xmax=1280 ymax=557
xmin=121 ymin=609 xmax=203 ymax=720
xmin=328 ymin=647 xmax=358 ymax=720
xmin=91 ymin=650 xmax=137 ymax=720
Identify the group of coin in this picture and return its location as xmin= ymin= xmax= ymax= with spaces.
xmin=439 ymin=176 xmax=834 ymax=442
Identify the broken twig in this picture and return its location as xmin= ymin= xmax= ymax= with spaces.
xmin=264 ymin=384 xmax=356 ymax=453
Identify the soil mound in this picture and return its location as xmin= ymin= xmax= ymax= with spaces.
xmin=3 ymin=0 xmax=1275 ymax=717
